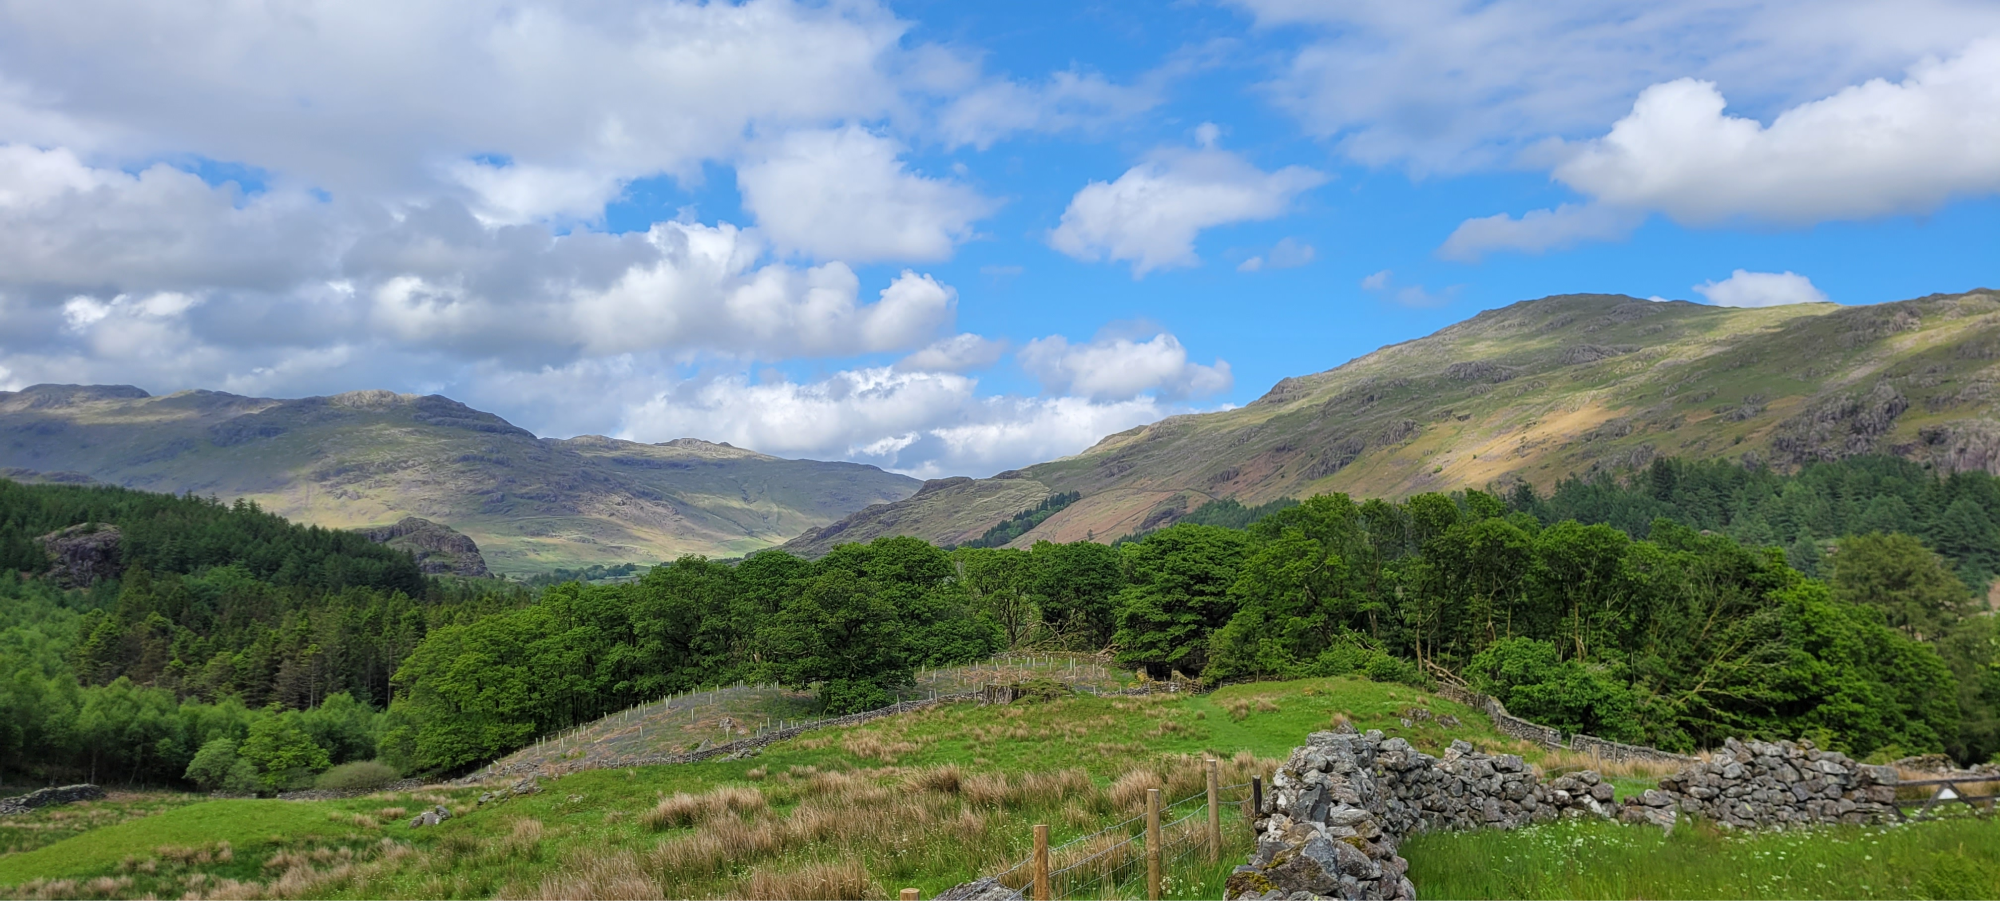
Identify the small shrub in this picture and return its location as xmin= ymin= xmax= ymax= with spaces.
xmin=1012 ymin=677 xmax=1072 ymax=703
xmin=316 ymin=760 xmax=402 ymax=792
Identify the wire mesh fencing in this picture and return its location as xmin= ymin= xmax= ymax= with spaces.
xmin=984 ymin=780 xmax=1256 ymax=901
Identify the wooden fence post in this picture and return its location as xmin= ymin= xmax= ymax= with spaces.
xmin=899 ymin=889 xmax=920 ymax=900
xmin=1146 ymin=788 xmax=1162 ymax=901
xmin=1206 ymin=758 xmax=1221 ymax=864
xmin=1033 ymin=823 xmax=1050 ymax=901
xmin=1251 ymin=776 xmax=1263 ymax=823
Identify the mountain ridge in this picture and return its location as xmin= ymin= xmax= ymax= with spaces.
xmin=0 ymin=385 xmax=919 ymax=574
xmin=783 ymin=289 xmax=2000 ymax=555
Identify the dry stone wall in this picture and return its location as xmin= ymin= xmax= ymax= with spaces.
xmin=1229 ymin=731 xmax=1904 ymax=900
xmin=1228 ymin=730 xmax=1613 ymax=901
xmin=1641 ymin=737 xmax=1901 ymax=828
xmin=1432 ymin=683 xmax=1695 ymax=763
xmin=0 ymin=784 xmax=104 ymax=816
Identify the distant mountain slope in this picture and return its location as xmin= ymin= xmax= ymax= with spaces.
xmin=0 ymin=387 xmax=918 ymax=574
xmin=790 ymin=290 xmax=2000 ymax=553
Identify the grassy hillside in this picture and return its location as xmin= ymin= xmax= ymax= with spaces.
xmin=6 ymin=673 xmax=1990 ymax=900
xmin=796 ymin=290 xmax=2000 ymax=552
xmin=0 ymin=387 xmax=919 ymax=574
xmin=0 ymin=676 xmax=1527 ymax=900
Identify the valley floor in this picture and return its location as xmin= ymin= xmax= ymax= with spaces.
xmin=0 ymin=675 xmax=1993 ymax=900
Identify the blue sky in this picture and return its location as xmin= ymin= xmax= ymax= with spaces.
xmin=1 ymin=0 xmax=1996 ymax=478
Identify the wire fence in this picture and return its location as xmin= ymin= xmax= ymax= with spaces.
xmin=982 ymin=781 xmax=1255 ymax=900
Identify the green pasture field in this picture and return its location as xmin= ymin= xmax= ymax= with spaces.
xmin=1404 ymin=814 xmax=2000 ymax=900
xmin=0 ymin=792 xmax=203 ymax=858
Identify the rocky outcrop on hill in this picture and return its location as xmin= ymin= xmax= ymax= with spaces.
xmin=363 ymin=516 xmax=489 ymax=577
xmin=0 ymin=784 xmax=105 ymax=816
xmin=34 ymin=524 xmax=122 ymax=587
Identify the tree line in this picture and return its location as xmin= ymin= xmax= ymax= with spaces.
xmin=0 ymin=481 xmax=523 ymax=788
xmin=3 ymin=455 xmax=1996 ymax=789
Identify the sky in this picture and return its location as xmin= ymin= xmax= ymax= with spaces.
xmin=1 ymin=1 xmax=1997 ymax=480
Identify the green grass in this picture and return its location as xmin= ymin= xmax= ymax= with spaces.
xmin=769 ymin=676 xmax=1518 ymax=776
xmin=0 ymin=798 xmax=368 ymax=884
xmin=0 ymin=676 xmax=1512 ymax=900
xmin=0 ymin=675 xmax=1671 ymax=899
xmin=0 ymin=792 xmax=203 ymax=858
xmin=1404 ymin=815 xmax=2000 ymax=900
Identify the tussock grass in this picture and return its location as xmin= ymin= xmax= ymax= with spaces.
xmin=727 ymin=858 xmax=882 ymax=900
xmin=638 ymin=785 xmax=767 ymax=831
xmin=536 ymin=849 xmax=661 ymax=901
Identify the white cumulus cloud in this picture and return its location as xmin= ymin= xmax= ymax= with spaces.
xmin=1018 ymin=329 xmax=1232 ymax=401
xmin=1444 ymin=36 xmax=2000 ymax=258
xmin=1229 ymin=0 xmax=2000 ymax=174
xmin=0 ymin=0 xmax=914 ymax=218
xmin=613 ymin=366 xmax=1190 ymax=479
xmin=736 ymin=126 xmax=996 ymax=263
xmin=1554 ymin=40 xmax=2000 ymax=224
xmin=1693 ymin=270 xmax=1830 ymax=307
xmin=1050 ymin=145 xmax=1325 ymax=277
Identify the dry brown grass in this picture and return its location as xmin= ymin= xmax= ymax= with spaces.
xmin=646 ymin=815 xmax=784 ymax=882
xmin=954 ymin=768 xmax=1093 ymax=809
xmin=1106 ymin=767 xmax=1163 ymax=812
xmin=909 ymin=762 xmax=964 ymax=794
xmin=639 ymin=785 xmax=768 ymax=831
xmin=536 ymin=849 xmax=663 ymax=901
xmin=841 ymin=731 xmax=922 ymax=763
xmin=726 ymin=858 xmax=882 ymax=900
xmin=1538 ymin=749 xmax=1694 ymax=780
